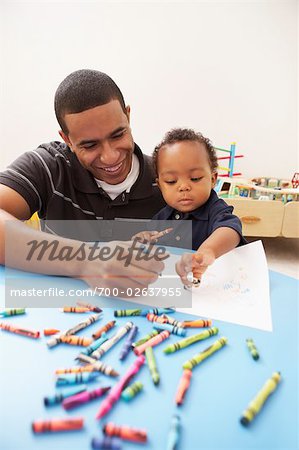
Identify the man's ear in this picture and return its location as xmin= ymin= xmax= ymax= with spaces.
xmin=156 ymin=177 xmax=160 ymax=188
xmin=211 ymin=172 xmax=218 ymax=188
xmin=59 ymin=130 xmax=73 ymax=150
xmin=125 ymin=105 xmax=131 ymax=123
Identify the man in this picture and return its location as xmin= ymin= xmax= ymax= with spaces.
xmin=0 ymin=70 xmax=166 ymax=293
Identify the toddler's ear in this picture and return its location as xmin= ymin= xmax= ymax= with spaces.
xmin=156 ymin=178 xmax=160 ymax=188
xmin=211 ymin=172 xmax=218 ymax=187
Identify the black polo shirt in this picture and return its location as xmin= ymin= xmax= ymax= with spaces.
xmin=0 ymin=142 xmax=165 ymax=239
xmin=152 ymin=190 xmax=246 ymax=250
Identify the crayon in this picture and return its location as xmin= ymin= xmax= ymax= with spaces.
xmin=0 ymin=308 xmax=26 ymax=317
xmin=56 ymin=372 xmax=99 ymax=386
xmin=95 ymin=356 xmax=145 ymax=420
xmin=62 ymin=306 xmax=91 ymax=313
xmin=32 ymin=417 xmax=84 ymax=433
xmin=114 ymin=309 xmax=142 ymax=317
xmin=164 ymin=327 xmax=219 ymax=354
xmin=145 ymin=346 xmax=160 ymax=385
xmin=44 ymin=386 xmax=87 ymax=406
xmin=60 ymin=335 xmax=93 ymax=346
xmin=74 ymin=354 xmax=119 ymax=377
xmin=175 ymin=369 xmax=192 ymax=406
xmin=92 ymin=321 xmax=116 ymax=340
xmin=91 ymin=436 xmax=122 ymax=450
xmin=47 ymin=313 xmax=102 ymax=348
xmin=134 ymin=331 xmax=170 ymax=356
xmin=153 ymin=322 xmax=186 ymax=337
xmin=183 ymin=337 xmax=228 ymax=369
xmin=162 ymin=314 xmax=184 ymax=328
xmin=146 ymin=313 xmax=168 ymax=324
xmin=91 ymin=322 xmax=133 ymax=360
xmin=80 ymin=333 xmax=108 ymax=356
xmin=76 ymin=301 xmax=102 ymax=313
xmin=121 ymin=381 xmax=143 ymax=401
xmin=63 ymin=386 xmax=111 ymax=410
xmin=55 ymin=365 xmax=99 ymax=374
xmin=182 ymin=319 xmax=212 ymax=328
xmin=240 ymin=372 xmax=281 ymax=426
xmin=44 ymin=328 xmax=60 ymax=336
xmin=119 ymin=325 xmax=138 ymax=361
xmin=132 ymin=330 xmax=159 ymax=348
xmin=246 ymin=338 xmax=260 ymax=360
xmin=0 ymin=322 xmax=40 ymax=339
xmin=140 ymin=308 xmax=175 ymax=317
xmin=167 ymin=415 xmax=181 ymax=450
xmin=103 ymin=422 xmax=148 ymax=443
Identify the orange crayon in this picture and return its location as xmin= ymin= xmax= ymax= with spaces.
xmin=44 ymin=329 xmax=60 ymax=336
xmin=60 ymin=335 xmax=93 ymax=346
xmin=134 ymin=330 xmax=170 ymax=355
xmin=182 ymin=319 xmax=212 ymax=328
xmin=103 ymin=422 xmax=147 ymax=443
xmin=32 ymin=417 xmax=84 ymax=433
xmin=92 ymin=320 xmax=116 ymax=340
xmin=55 ymin=365 xmax=96 ymax=374
xmin=0 ymin=322 xmax=40 ymax=339
xmin=63 ymin=307 xmax=90 ymax=313
xmin=146 ymin=313 xmax=168 ymax=324
xmin=175 ymin=369 xmax=192 ymax=406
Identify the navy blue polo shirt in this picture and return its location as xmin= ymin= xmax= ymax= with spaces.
xmin=153 ymin=189 xmax=246 ymax=251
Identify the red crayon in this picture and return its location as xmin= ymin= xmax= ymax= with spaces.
xmin=175 ymin=369 xmax=192 ymax=406
xmin=0 ymin=322 xmax=40 ymax=339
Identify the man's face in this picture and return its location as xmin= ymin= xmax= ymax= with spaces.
xmin=60 ymin=100 xmax=135 ymax=185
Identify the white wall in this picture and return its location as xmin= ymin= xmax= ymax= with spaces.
xmin=0 ymin=0 xmax=297 ymax=179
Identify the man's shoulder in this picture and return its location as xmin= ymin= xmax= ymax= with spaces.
xmin=33 ymin=141 xmax=72 ymax=162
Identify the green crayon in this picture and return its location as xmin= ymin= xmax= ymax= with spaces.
xmin=183 ymin=337 xmax=228 ymax=369
xmin=164 ymin=327 xmax=219 ymax=354
xmin=145 ymin=346 xmax=160 ymax=385
xmin=121 ymin=381 xmax=143 ymax=401
xmin=246 ymin=338 xmax=260 ymax=360
xmin=240 ymin=372 xmax=281 ymax=426
xmin=132 ymin=330 xmax=159 ymax=348
xmin=114 ymin=309 xmax=142 ymax=317
xmin=0 ymin=308 xmax=26 ymax=317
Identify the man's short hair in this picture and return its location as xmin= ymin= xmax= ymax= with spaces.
xmin=54 ymin=69 xmax=126 ymax=133
xmin=153 ymin=128 xmax=218 ymax=174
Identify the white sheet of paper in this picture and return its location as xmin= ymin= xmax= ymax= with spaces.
xmin=176 ymin=240 xmax=272 ymax=331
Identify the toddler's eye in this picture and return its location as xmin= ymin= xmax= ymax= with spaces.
xmin=191 ymin=177 xmax=202 ymax=182
xmin=165 ymin=180 xmax=176 ymax=184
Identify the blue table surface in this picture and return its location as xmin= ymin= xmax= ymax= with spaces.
xmin=0 ymin=267 xmax=298 ymax=450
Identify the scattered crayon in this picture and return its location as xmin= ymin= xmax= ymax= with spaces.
xmin=44 ymin=386 xmax=87 ymax=406
xmin=92 ymin=321 xmax=116 ymax=340
xmin=164 ymin=327 xmax=219 ymax=354
xmin=74 ymin=354 xmax=119 ymax=377
xmin=95 ymin=356 xmax=145 ymax=420
xmin=56 ymin=372 xmax=99 ymax=386
xmin=175 ymin=369 xmax=192 ymax=406
xmin=246 ymin=338 xmax=260 ymax=360
xmin=119 ymin=325 xmax=138 ymax=361
xmin=240 ymin=372 xmax=281 ymax=426
xmin=140 ymin=308 xmax=175 ymax=317
xmin=80 ymin=333 xmax=108 ymax=356
xmin=91 ymin=436 xmax=122 ymax=450
xmin=134 ymin=331 xmax=170 ymax=356
xmin=162 ymin=314 xmax=184 ymax=328
xmin=55 ymin=365 xmax=98 ymax=374
xmin=183 ymin=337 xmax=228 ymax=370
xmin=76 ymin=301 xmax=102 ymax=313
xmin=182 ymin=319 xmax=212 ymax=328
xmin=114 ymin=309 xmax=142 ymax=317
xmin=103 ymin=422 xmax=148 ymax=443
xmin=44 ymin=328 xmax=60 ymax=336
xmin=153 ymin=322 xmax=186 ymax=337
xmin=146 ymin=313 xmax=168 ymax=324
xmin=145 ymin=346 xmax=160 ymax=385
xmin=167 ymin=415 xmax=181 ymax=450
xmin=60 ymin=335 xmax=93 ymax=346
xmin=0 ymin=322 xmax=40 ymax=339
xmin=32 ymin=417 xmax=84 ymax=433
xmin=121 ymin=381 xmax=143 ymax=401
xmin=0 ymin=308 xmax=26 ymax=317
xmin=63 ymin=386 xmax=111 ymax=410
xmin=91 ymin=322 xmax=133 ymax=360
xmin=63 ymin=307 xmax=91 ymax=313
xmin=132 ymin=330 xmax=159 ymax=348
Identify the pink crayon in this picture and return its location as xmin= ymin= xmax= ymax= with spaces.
xmin=134 ymin=331 xmax=170 ymax=356
xmin=62 ymin=386 xmax=111 ymax=410
xmin=95 ymin=355 xmax=145 ymax=420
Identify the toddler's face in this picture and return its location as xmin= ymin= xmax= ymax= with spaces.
xmin=156 ymin=141 xmax=217 ymax=213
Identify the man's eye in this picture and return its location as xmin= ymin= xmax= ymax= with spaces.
xmin=112 ymin=130 xmax=125 ymax=139
xmin=83 ymin=143 xmax=96 ymax=149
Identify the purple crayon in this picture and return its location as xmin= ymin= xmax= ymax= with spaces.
xmin=91 ymin=436 xmax=122 ymax=450
xmin=62 ymin=386 xmax=111 ymax=410
xmin=119 ymin=325 xmax=138 ymax=361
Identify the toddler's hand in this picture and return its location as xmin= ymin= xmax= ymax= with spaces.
xmin=132 ymin=227 xmax=173 ymax=244
xmin=175 ymin=248 xmax=215 ymax=287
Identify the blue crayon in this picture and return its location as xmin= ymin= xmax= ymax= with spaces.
xmin=44 ymin=386 xmax=87 ymax=406
xmin=119 ymin=325 xmax=138 ymax=361
xmin=140 ymin=308 xmax=175 ymax=317
xmin=153 ymin=322 xmax=186 ymax=337
xmin=167 ymin=415 xmax=181 ymax=450
xmin=91 ymin=436 xmax=122 ymax=450
xmin=80 ymin=332 xmax=108 ymax=356
xmin=56 ymin=372 xmax=99 ymax=386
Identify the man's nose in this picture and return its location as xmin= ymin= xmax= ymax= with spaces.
xmin=99 ymin=141 xmax=120 ymax=166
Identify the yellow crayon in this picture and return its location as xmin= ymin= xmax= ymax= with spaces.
xmin=240 ymin=372 xmax=281 ymax=426
xmin=60 ymin=335 xmax=93 ymax=346
xmin=183 ymin=337 xmax=228 ymax=369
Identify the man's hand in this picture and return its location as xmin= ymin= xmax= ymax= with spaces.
xmin=175 ymin=248 xmax=215 ymax=287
